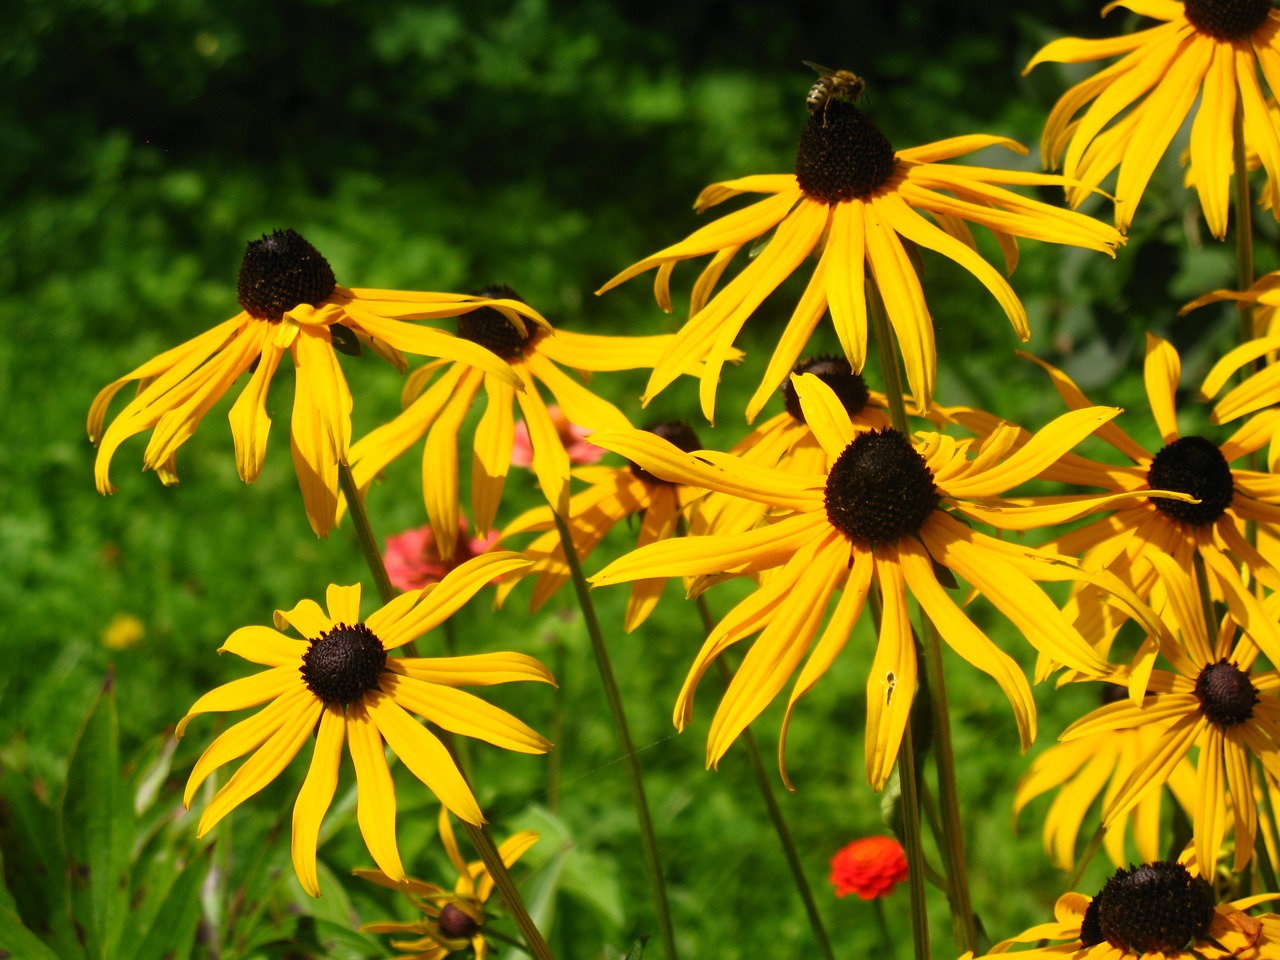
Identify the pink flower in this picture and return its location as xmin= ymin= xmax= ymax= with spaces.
xmin=511 ymin=405 xmax=602 ymax=468
xmin=829 ymin=836 xmax=908 ymax=900
xmin=383 ymin=520 xmax=501 ymax=593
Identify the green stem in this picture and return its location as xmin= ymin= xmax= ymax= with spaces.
xmin=899 ymin=721 xmax=931 ymax=960
xmin=873 ymin=898 xmax=898 ymax=959
xmin=339 ymin=461 xmax=552 ymax=959
xmin=551 ymin=509 xmax=679 ymax=960
xmin=1233 ymin=97 xmax=1257 ymax=346
xmin=1068 ymin=824 xmax=1106 ymax=892
xmin=480 ymin=925 xmax=533 ymax=952
xmin=693 ymin=595 xmax=837 ymax=960
xmin=463 ymin=821 xmax=557 ymax=960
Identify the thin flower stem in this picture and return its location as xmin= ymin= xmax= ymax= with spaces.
xmin=551 ymin=509 xmax=680 ymax=960
xmin=873 ymin=898 xmax=898 ymax=959
xmin=1068 ymin=824 xmax=1106 ymax=892
xmin=338 ymin=462 xmax=552 ymax=960
xmin=692 ymin=593 xmax=837 ymax=960
xmin=1233 ymin=98 xmax=1257 ymax=346
xmin=481 ymin=924 xmax=534 ymax=952
xmin=463 ymin=821 xmax=558 ymax=960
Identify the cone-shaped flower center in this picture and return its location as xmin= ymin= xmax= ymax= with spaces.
xmin=237 ymin=228 xmax=337 ymax=322
xmin=783 ymin=356 xmax=871 ymax=422
xmin=1184 ymin=0 xmax=1272 ymax=40
xmin=300 ymin=622 xmax=387 ymax=704
xmin=631 ymin=421 xmax=702 ymax=486
xmin=825 ymin=428 xmax=939 ymax=545
xmin=1146 ymin=436 xmax=1234 ymax=526
xmin=457 ymin=284 xmax=540 ymax=360
xmin=1080 ymin=861 xmax=1214 ymax=952
xmin=795 ymin=99 xmax=897 ymax=204
xmin=438 ymin=902 xmax=480 ymax=939
xmin=1195 ymin=659 xmax=1258 ymax=727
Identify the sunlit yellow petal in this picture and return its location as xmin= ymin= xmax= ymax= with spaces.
xmin=292 ymin=704 xmax=344 ymax=897
xmin=346 ymin=700 xmax=406 ymax=880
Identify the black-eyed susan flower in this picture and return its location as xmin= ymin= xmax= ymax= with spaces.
xmin=969 ymin=860 xmax=1280 ymax=960
xmin=349 ymin=285 xmax=686 ymax=561
xmin=1061 ymin=552 xmax=1280 ymax=874
xmin=1026 ymin=0 xmax=1280 ymax=238
xmin=176 ymin=551 xmax=553 ymax=897
xmin=597 ymin=97 xmax=1123 ymax=419
xmin=356 ymin=806 xmax=538 ymax=960
xmin=1014 ymin=684 xmax=1197 ymax=871
xmin=89 ymin=229 xmax=545 ymax=536
xmin=589 ymin=374 xmax=1122 ymax=790
xmin=498 ymin=421 xmax=707 ymax=632
xmin=1022 ymin=334 xmax=1280 ymax=638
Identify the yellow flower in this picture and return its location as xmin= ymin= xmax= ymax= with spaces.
xmin=349 ymin=285 xmax=684 ymax=560
xmin=498 ymin=421 xmax=708 ymax=632
xmin=968 ymin=860 xmax=1280 ymax=960
xmin=1014 ymin=683 xmax=1196 ymax=871
xmin=88 ymin=229 xmax=544 ymax=536
xmin=356 ymin=807 xmax=538 ymax=960
xmin=1062 ymin=552 xmax=1280 ymax=874
xmin=1025 ymin=0 xmax=1280 ymax=238
xmin=1021 ymin=334 xmax=1280 ymax=640
xmin=589 ymin=375 xmax=1120 ymax=790
xmin=176 ymin=551 xmax=553 ymax=897
xmin=101 ymin=612 xmax=145 ymax=651
xmin=597 ymin=98 xmax=1122 ymax=419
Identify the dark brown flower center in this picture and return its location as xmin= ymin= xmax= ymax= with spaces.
xmin=457 ymin=284 xmax=540 ymax=359
xmin=1081 ymin=861 xmax=1214 ymax=952
xmin=300 ymin=622 xmax=387 ymax=705
xmin=631 ymin=421 xmax=702 ymax=486
xmin=1146 ymin=436 xmax=1234 ymax=526
xmin=1184 ymin=0 xmax=1273 ymax=40
xmin=438 ymin=902 xmax=479 ymax=939
xmin=795 ymin=98 xmax=897 ymax=204
xmin=1195 ymin=659 xmax=1258 ymax=727
xmin=237 ymin=229 xmax=337 ymax=322
xmin=825 ymin=428 xmax=939 ymax=545
xmin=783 ymin=356 xmax=871 ymax=422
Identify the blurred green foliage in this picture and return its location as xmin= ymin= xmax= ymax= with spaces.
xmin=2 ymin=0 xmax=1270 ymax=957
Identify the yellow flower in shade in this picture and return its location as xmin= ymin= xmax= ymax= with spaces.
xmin=966 ymin=860 xmax=1280 ymax=960
xmin=1025 ymin=0 xmax=1280 ymax=238
xmin=356 ymin=807 xmax=538 ymax=960
xmin=1014 ymin=683 xmax=1196 ymax=871
xmin=498 ymin=421 xmax=708 ymax=632
xmin=176 ymin=552 xmax=553 ymax=897
xmin=596 ymin=97 xmax=1123 ymax=420
xmin=1061 ymin=551 xmax=1280 ymax=874
xmin=349 ymin=285 xmax=689 ymax=561
xmin=101 ymin=612 xmax=145 ymax=651
xmin=589 ymin=374 xmax=1123 ymax=790
xmin=88 ymin=229 xmax=545 ymax=536
xmin=1021 ymin=334 xmax=1280 ymax=641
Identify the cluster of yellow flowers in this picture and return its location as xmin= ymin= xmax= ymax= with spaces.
xmin=87 ymin=1 xmax=1280 ymax=957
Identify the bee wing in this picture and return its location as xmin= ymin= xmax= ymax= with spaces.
xmin=802 ymin=60 xmax=837 ymax=76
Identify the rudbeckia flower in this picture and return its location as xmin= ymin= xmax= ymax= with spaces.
xmin=1025 ymin=0 xmax=1280 ymax=238
xmin=88 ymin=229 xmax=544 ymax=536
xmin=589 ymin=375 xmax=1120 ymax=790
xmin=597 ymin=97 xmax=1123 ymax=419
xmin=970 ymin=860 xmax=1280 ymax=960
xmin=176 ymin=551 xmax=553 ymax=897
xmin=1024 ymin=334 xmax=1280 ymax=638
xmin=349 ymin=285 xmax=682 ymax=560
xmin=1014 ymin=684 xmax=1196 ymax=870
xmin=498 ymin=421 xmax=707 ymax=631
xmin=356 ymin=806 xmax=538 ymax=960
xmin=1061 ymin=552 xmax=1280 ymax=874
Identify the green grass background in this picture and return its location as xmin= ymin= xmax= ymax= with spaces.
xmin=3 ymin=0 xmax=1273 ymax=957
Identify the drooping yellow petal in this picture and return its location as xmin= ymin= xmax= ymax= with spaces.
xmin=195 ymin=691 xmax=322 ymax=835
xmin=346 ymin=311 xmax=524 ymax=387
xmin=363 ymin=691 xmax=483 ymax=827
xmin=1101 ymin=710 xmax=1204 ymax=825
xmin=1144 ymin=333 xmax=1183 ymax=444
xmin=624 ymin=488 xmax=682 ymax=632
xmin=863 ymin=553 xmax=919 ymax=791
xmin=1193 ymin=724 xmax=1227 ymax=877
xmin=346 ymin=700 xmax=406 ymax=881
xmin=525 ymin=352 xmax=631 ymax=431
xmin=1223 ymin=734 xmax=1257 ymax=873
xmin=864 ymin=196 xmax=935 ymax=407
xmin=471 ymin=374 xmax=517 ymax=536
xmin=292 ymin=704 xmax=345 ymax=897
xmin=423 ymin=370 xmax=483 ymax=561
xmin=1188 ymin=40 xmax=1237 ymax=238
xmin=289 ymin=329 xmax=352 ymax=537
xmin=228 ymin=339 xmax=284 ymax=484
xmin=515 ymin=365 xmax=571 ymax=516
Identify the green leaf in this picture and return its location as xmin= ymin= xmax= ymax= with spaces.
xmin=0 ymin=764 xmax=72 ymax=955
xmin=58 ymin=675 xmax=131 ymax=960
xmin=622 ymin=936 xmax=648 ymax=960
xmin=133 ymin=848 xmax=209 ymax=960
xmin=0 ymin=898 xmax=65 ymax=960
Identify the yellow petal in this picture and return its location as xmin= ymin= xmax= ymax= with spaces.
xmin=387 ymin=652 xmax=555 ymax=687
xmin=423 ymin=371 xmax=483 ymax=561
xmin=221 ymin=626 xmax=308 ymax=666
xmin=346 ymin=700 xmax=406 ymax=880
xmin=1188 ymin=40 xmax=1237 ymax=239
xmin=228 ymin=340 xmax=284 ymax=484
xmin=177 ymin=666 xmax=299 ymax=738
xmin=472 ymin=374 xmax=516 ymax=536
xmin=385 ymin=674 xmax=550 ymax=754
xmin=292 ymin=704 xmax=345 ymax=897
xmin=289 ymin=331 xmax=352 ymax=537
xmin=863 ymin=553 xmax=919 ymax=791
xmin=791 ymin=373 xmax=854 ymax=461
